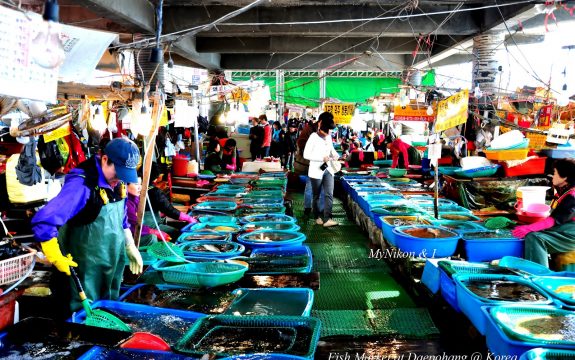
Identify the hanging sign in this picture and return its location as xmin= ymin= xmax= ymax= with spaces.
xmin=323 ymin=103 xmax=355 ymax=124
xmin=393 ymin=105 xmax=434 ymax=122
xmin=0 ymin=6 xmax=58 ymax=103
xmin=435 ymin=89 xmax=469 ymax=132
xmin=43 ymin=123 xmax=71 ymax=143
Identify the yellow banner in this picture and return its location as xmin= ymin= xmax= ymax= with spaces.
xmin=435 ymin=89 xmax=469 ymax=132
xmin=323 ymin=103 xmax=355 ymax=125
xmin=393 ymin=105 xmax=435 ymax=122
xmin=43 ymin=123 xmax=71 ymax=143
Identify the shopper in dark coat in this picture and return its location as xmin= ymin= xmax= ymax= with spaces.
xmin=248 ymin=117 xmax=263 ymax=160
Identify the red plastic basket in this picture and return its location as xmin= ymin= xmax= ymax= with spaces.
xmin=501 ymin=157 xmax=546 ymax=177
xmin=0 ymin=246 xmax=36 ymax=286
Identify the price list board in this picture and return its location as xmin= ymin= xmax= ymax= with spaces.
xmin=0 ymin=6 xmax=58 ymax=102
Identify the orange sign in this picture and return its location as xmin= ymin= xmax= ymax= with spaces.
xmin=393 ymin=105 xmax=434 ymax=122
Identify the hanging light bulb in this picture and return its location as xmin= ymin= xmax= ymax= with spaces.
xmin=426 ymin=105 xmax=434 ymax=116
xmin=138 ymin=104 xmax=152 ymax=135
xmin=91 ymin=105 xmax=107 ymax=134
xmin=557 ymin=84 xmax=570 ymax=107
xmin=220 ymin=112 xmax=227 ymax=124
xmin=399 ymin=89 xmax=409 ymax=107
xmin=474 ymin=83 xmax=483 ymax=99
xmin=32 ymin=0 xmax=66 ymax=69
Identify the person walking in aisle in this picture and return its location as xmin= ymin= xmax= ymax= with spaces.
xmin=259 ymin=114 xmax=272 ymax=158
xmin=303 ymin=112 xmax=339 ymax=227
xmin=295 ymin=118 xmax=323 ymax=216
xmin=248 ymin=117 xmax=263 ymax=160
xmin=284 ymin=120 xmax=298 ymax=171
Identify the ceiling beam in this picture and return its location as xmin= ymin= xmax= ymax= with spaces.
xmin=164 ymin=0 xmax=488 ymax=5
xmin=71 ymin=0 xmax=221 ymax=69
xmin=196 ymin=36 xmax=420 ymax=54
xmin=414 ymin=3 xmax=539 ymax=69
xmin=220 ymin=53 xmax=405 ymax=71
xmin=164 ymin=5 xmax=481 ymax=38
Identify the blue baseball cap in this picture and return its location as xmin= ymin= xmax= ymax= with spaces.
xmin=104 ymin=138 xmax=140 ymax=184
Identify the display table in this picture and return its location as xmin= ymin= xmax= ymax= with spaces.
xmin=442 ymin=175 xmax=548 ymax=210
xmin=242 ymin=161 xmax=282 ymax=173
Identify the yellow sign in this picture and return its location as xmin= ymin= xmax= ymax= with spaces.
xmin=323 ymin=103 xmax=355 ymax=124
xmin=43 ymin=123 xmax=71 ymax=143
xmin=160 ymin=108 xmax=169 ymax=127
xmin=435 ymin=89 xmax=469 ymax=132
xmin=393 ymin=105 xmax=434 ymax=122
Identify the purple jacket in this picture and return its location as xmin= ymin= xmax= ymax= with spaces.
xmin=126 ymin=193 xmax=152 ymax=237
xmin=31 ymin=157 xmax=129 ymax=242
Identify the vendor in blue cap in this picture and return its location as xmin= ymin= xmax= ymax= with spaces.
xmin=32 ymin=138 xmax=143 ymax=316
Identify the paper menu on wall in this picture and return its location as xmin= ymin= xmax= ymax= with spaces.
xmin=0 ymin=5 xmax=58 ymax=103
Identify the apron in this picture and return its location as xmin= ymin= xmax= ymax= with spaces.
xmin=525 ymin=187 xmax=575 ymax=267
xmin=58 ymin=199 xmax=126 ymax=312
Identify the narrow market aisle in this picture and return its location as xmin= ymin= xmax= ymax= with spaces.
xmin=289 ymin=193 xmax=443 ymax=357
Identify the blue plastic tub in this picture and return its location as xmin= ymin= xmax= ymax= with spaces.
xmin=192 ymin=201 xmax=238 ymax=213
xmin=69 ymin=300 xmax=205 ymax=346
xmin=78 ymin=346 xmax=197 ymax=360
xmin=177 ymin=232 xmax=231 ymax=244
xmin=237 ymin=231 xmax=306 ymax=249
xmin=179 ymin=240 xmax=245 ymax=259
xmin=461 ymin=231 xmax=524 ymax=262
xmin=248 ymin=246 xmax=313 ymax=274
xmin=236 ymin=205 xmax=287 ymax=217
xmin=437 ymin=261 xmax=520 ymax=313
xmin=371 ymin=204 xmax=425 ymax=228
xmin=498 ymin=256 xmax=555 ymax=276
xmin=421 ymin=259 xmax=443 ymax=294
xmin=454 ymin=274 xmax=552 ymax=335
xmin=183 ymin=222 xmax=241 ymax=234
xmin=174 ymin=315 xmax=321 ymax=358
xmin=411 ymin=198 xmax=458 ymax=207
xmin=392 ymin=225 xmax=460 ymax=258
xmin=152 ymin=261 xmax=249 ymax=287
xmin=241 ymin=198 xmax=285 ymax=206
xmin=223 ymin=288 xmax=314 ymax=317
xmin=420 ymin=204 xmax=472 ymax=214
xmin=531 ymin=275 xmax=575 ymax=308
xmin=379 ymin=216 xmax=434 ymax=245
xmin=222 ymin=354 xmax=308 ymax=360
xmin=519 ymin=348 xmax=575 ymax=360
xmin=438 ymin=212 xmax=481 ymax=222
xmin=244 ymin=190 xmax=285 ymax=198
xmin=197 ymin=215 xmax=237 ymax=224
xmin=431 ymin=220 xmax=486 ymax=234
xmin=482 ymin=305 xmax=575 ymax=357
xmin=243 ymin=222 xmax=301 ymax=233
xmin=240 ymin=214 xmax=296 ymax=224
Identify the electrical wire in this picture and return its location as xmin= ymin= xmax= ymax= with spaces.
xmin=113 ymin=0 xmax=266 ymax=50
xmin=220 ymin=1 xmax=537 ymax=26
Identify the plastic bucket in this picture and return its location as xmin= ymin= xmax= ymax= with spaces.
xmin=517 ymin=186 xmax=549 ymax=211
xmin=173 ymin=157 xmax=189 ymax=177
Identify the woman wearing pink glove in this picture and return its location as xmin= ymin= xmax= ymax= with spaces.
xmin=141 ymin=163 xmax=198 ymax=240
xmin=512 ymin=159 xmax=575 ymax=267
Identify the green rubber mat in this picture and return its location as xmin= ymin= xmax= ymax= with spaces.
xmin=312 ymin=310 xmax=373 ymax=337
xmin=312 ymin=309 xmax=440 ymax=339
xmin=309 ymin=243 xmax=388 ymax=273
xmin=314 ymin=273 xmax=415 ymax=310
xmin=300 ymin=226 xmax=366 ymax=245
xmin=368 ymin=308 xmax=440 ymax=338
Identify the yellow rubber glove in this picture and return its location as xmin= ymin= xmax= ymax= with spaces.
xmin=40 ymin=237 xmax=78 ymax=276
xmin=124 ymin=229 xmax=143 ymax=275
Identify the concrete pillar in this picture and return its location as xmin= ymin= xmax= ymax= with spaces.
xmin=472 ymin=31 xmax=504 ymax=97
